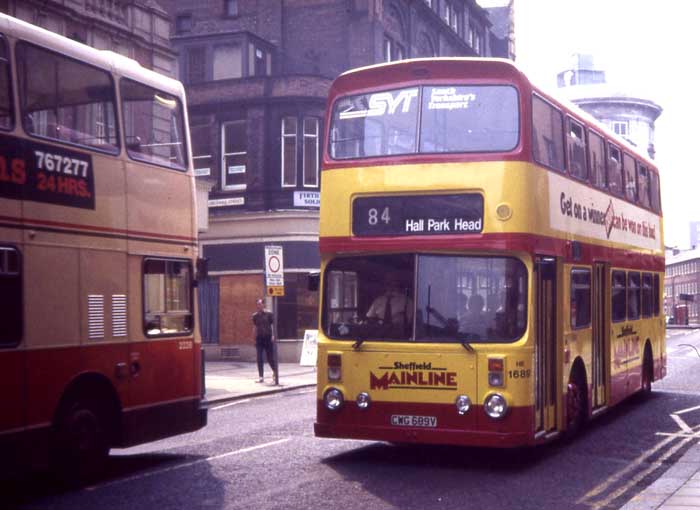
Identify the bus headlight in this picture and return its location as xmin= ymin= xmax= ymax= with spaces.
xmin=484 ymin=393 xmax=508 ymax=419
xmin=324 ymin=388 xmax=344 ymax=411
xmin=356 ymin=392 xmax=371 ymax=409
xmin=455 ymin=395 xmax=471 ymax=415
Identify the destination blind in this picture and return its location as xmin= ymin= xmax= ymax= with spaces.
xmin=352 ymin=193 xmax=483 ymax=237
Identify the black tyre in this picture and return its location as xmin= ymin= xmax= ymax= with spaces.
xmin=52 ymin=397 xmax=110 ymax=484
xmin=641 ymin=344 xmax=653 ymax=396
xmin=565 ymin=367 xmax=587 ymax=438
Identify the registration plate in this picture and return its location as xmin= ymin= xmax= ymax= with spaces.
xmin=390 ymin=415 xmax=437 ymax=428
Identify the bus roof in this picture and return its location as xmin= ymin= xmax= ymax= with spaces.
xmin=0 ymin=12 xmax=184 ymax=98
xmin=331 ymin=57 xmax=528 ymax=95
xmin=329 ymin=57 xmax=657 ymax=170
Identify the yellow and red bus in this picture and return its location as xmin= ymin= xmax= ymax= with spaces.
xmin=0 ymin=13 xmax=206 ymax=476
xmin=314 ymin=58 xmax=665 ymax=447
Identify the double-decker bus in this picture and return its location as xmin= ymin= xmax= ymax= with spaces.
xmin=314 ymin=58 xmax=665 ymax=447
xmin=0 ymin=13 xmax=206 ymax=477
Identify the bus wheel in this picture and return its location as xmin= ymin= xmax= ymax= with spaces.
xmin=566 ymin=368 xmax=587 ymax=437
xmin=641 ymin=344 xmax=653 ymax=395
xmin=52 ymin=398 xmax=110 ymax=484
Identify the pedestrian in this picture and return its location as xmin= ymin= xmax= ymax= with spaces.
xmin=252 ymin=298 xmax=276 ymax=383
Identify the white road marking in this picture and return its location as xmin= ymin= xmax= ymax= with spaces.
xmin=578 ymin=408 xmax=700 ymax=509
xmin=210 ymin=398 xmax=252 ymax=411
xmin=86 ymin=438 xmax=291 ymax=491
xmin=578 ymin=434 xmax=694 ymax=509
xmin=671 ymin=414 xmax=694 ymax=433
xmin=674 ymin=403 xmax=700 ymax=416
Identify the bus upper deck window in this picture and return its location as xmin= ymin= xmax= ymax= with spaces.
xmin=0 ymin=35 xmax=12 ymax=130
xmin=16 ymin=42 xmax=118 ymax=152
xmin=121 ymin=79 xmax=188 ymax=171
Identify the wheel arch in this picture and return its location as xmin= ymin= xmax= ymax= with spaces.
xmin=52 ymin=372 xmax=123 ymax=446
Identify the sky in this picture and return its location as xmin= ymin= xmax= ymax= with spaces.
xmin=486 ymin=0 xmax=700 ymax=249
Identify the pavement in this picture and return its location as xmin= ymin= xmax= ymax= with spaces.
xmin=203 ymin=360 xmax=317 ymax=405
xmin=202 ymin=359 xmax=700 ymax=509
xmin=620 ymin=444 xmax=700 ymax=510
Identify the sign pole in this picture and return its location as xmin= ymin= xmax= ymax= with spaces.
xmin=273 ymin=296 xmax=279 ymax=385
xmin=264 ymin=245 xmax=284 ymax=386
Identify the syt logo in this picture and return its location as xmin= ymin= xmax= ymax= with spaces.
xmin=339 ymin=89 xmax=418 ymax=120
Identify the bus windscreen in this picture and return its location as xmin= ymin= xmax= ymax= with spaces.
xmin=329 ymin=85 xmax=519 ymax=159
xmin=323 ymin=254 xmax=527 ymax=343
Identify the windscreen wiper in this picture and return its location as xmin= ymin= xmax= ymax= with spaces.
xmin=352 ymin=337 xmax=365 ymax=350
xmin=460 ymin=339 xmax=475 ymax=352
xmin=459 ymin=333 xmax=479 ymax=352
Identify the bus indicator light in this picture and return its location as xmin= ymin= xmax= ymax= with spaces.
xmin=488 ymin=358 xmax=505 ymax=387
xmin=488 ymin=358 xmax=504 ymax=371
xmin=328 ymin=353 xmax=342 ymax=381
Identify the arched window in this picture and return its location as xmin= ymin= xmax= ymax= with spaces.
xmin=417 ymin=32 xmax=437 ymax=58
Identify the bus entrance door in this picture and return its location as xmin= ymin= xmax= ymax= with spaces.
xmin=591 ymin=262 xmax=608 ymax=411
xmin=535 ymin=257 xmax=558 ymax=435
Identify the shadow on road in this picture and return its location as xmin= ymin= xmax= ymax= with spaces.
xmin=1 ymin=451 xmax=225 ymax=510
xmin=321 ymin=390 xmax=700 ymax=510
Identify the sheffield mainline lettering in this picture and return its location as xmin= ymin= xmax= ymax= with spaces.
xmin=370 ymin=368 xmax=457 ymax=390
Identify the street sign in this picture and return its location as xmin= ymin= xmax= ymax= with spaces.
xmin=264 ymin=245 xmax=284 ymax=296
xmin=267 ymin=286 xmax=284 ymax=296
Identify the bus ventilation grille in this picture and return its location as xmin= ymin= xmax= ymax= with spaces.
xmin=112 ymin=295 xmax=127 ymax=337
xmin=88 ymin=294 xmax=105 ymax=339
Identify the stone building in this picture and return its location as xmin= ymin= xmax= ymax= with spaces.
xmin=0 ymin=0 xmax=175 ymax=77
xmin=557 ymin=53 xmax=662 ymax=160
xmin=171 ymin=0 xmax=514 ymax=361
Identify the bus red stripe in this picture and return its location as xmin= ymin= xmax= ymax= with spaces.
xmin=319 ymin=233 xmax=665 ymax=271
xmin=0 ymin=214 xmax=196 ymax=243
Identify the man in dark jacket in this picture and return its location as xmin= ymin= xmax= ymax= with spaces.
xmin=252 ymin=298 xmax=276 ymax=383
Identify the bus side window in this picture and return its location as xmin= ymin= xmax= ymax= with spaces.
xmin=532 ymin=95 xmax=565 ymax=172
xmin=637 ymin=164 xmax=651 ymax=208
xmin=143 ymin=258 xmax=193 ymax=337
xmin=570 ymin=268 xmax=591 ymax=329
xmin=627 ymin=272 xmax=641 ymax=321
xmin=588 ymin=131 xmax=606 ymax=189
xmin=0 ymin=35 xmax=13 ymax=130
xmin=649 ymin=170 xmax=661 ymax=213
xmin=653 ymin=273 xmax=660 ymax=316
xmin=611 ymin=270 xmax=626 ymax=322
xmin=641 ymin=273 xmax=653 ymax=318
xmin=623 ymin=153 xmax=637 ymax=203
xmin=567 ymin=118 xmax=588 ymax=181
xmin=606 ymin=144 xmax=623 ymax=196
xmin=0 ymin=246 xmax=22 ymax=346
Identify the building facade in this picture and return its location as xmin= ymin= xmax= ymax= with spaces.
xmin=172 ymin=0 xmax=514 ymax=361
xmin=557 ymin=53 xmax=662 ymax=160
xmin=665 ymin=248 xmax=700 ymax=325
xmin=0 ymin=0 xmax=175 ymax=76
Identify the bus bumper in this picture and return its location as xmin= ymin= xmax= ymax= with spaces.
xmin=315 ymin=400 xmax=536 ymax=448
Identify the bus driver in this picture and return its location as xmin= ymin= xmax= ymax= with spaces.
xmin=366 ymin=272 xmax=413 ymax=330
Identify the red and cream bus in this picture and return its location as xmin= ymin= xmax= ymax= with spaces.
xmin=314 ymin=58 xmax=665 ymax=447
xmin=0 ymin=13 xmax=206 ymax=476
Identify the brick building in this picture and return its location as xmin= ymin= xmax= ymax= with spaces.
xmin=665 ymin=248 xmax=700 ymax=325
xmin=0 ymin=0 xmax=175 ymax=76
xmin=170 ymin=0 xmax=514 ymax=361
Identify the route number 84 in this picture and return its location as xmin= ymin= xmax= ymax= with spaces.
xmin=368 ymin=206 xmax=391 ymax=226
